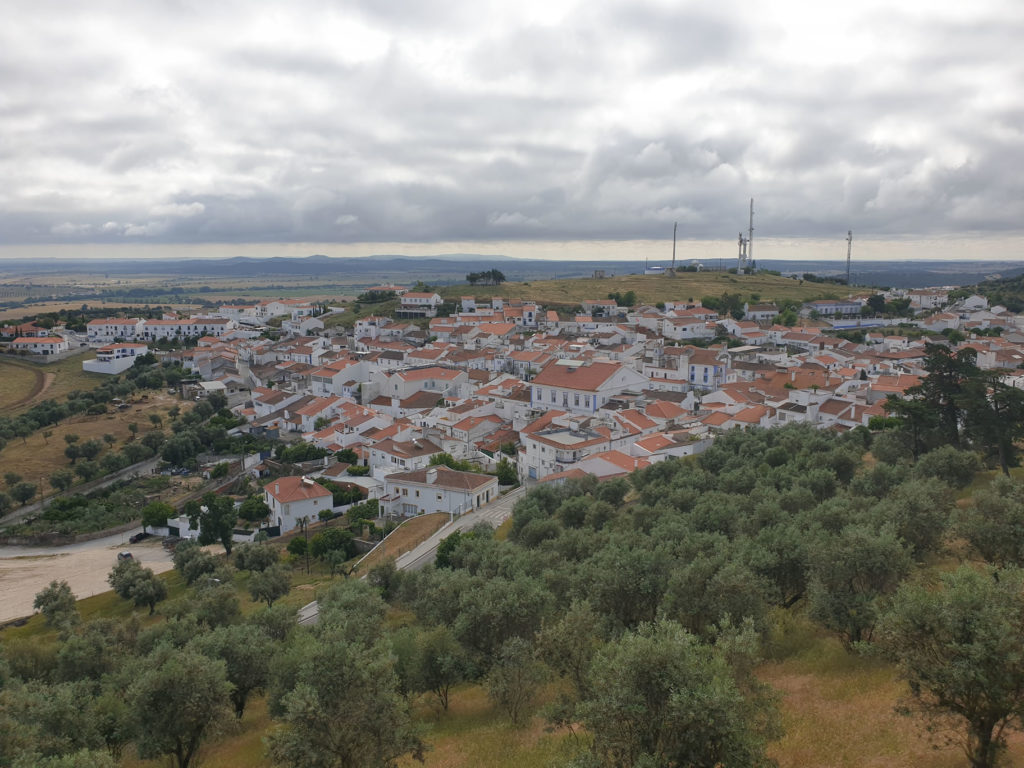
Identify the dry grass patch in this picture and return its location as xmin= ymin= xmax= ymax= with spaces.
xmin=441 ymin=272 xmax=833 ymax=308
xmin=0 ymin=359 xmax=41 ymax=412
xmin=399 ymin=682 xmax=579 ymax=768
xmin=760 ymin=616 xmax=1024 ymax=768
xmin=355 ymin=513 xmax=450 ymax=575
xmin=0 ymin=300 xmax=200 ymax=322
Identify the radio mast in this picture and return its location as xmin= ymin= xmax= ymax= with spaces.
xmin=672 ymin=222 xmax=677 ymax=271
xmin=846 ymin=230 xmax=853 ymax=287
xmin=747 ymin=198 xmax=754 ymax=269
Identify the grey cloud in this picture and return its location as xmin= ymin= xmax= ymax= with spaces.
xmin=0 ymin=0 xmax=1022 ymax=246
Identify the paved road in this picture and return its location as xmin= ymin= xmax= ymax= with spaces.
xmin=0 ymin=526 xmax=147 ymax=557
xmin=298 ymin=486 xmax=528 ymax=625
xmin=0 ymin=457 xmax=161 ymax=527
xmin=395 ymin=487 xmax=526 ymax=571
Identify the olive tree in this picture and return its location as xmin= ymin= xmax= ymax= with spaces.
xmin=128 ymin=649 xmax=233 ymax=768
xmin=878 ymin=566 xmax=1024 ymax=768
xmin=33 ymin=581 xmax=79 ymax=631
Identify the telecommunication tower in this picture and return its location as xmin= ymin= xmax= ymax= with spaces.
xmin=747 ymin=198 xmax=754 ymax=265
xmin=672 ymin=222 xmax=677 ymax=271
xmin=737 ymin=198 xmax=754 ymax=272
xmin=846 ymin=230 xmax=853 ymax=287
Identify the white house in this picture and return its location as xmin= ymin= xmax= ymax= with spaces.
xmin=530 ymin=360 xmax=649 ymax=414
xmin=9 ymin=336 xmax=70 ymax=355
xmin=398 ymin=292 xmax=444 ymax=318
xmin=382 ymin=465 xmax=498 ymax=518
xmin=367 ymin=436 xmax=444 ymax=477
xmin=82 ymin=342 xmax=150 ymax=374
xmin=264 ymin=476 xmax=333 ymax=533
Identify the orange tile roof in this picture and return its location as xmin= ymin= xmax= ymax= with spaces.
xmin=531 ymin=361 xmax=624 ymax=392
xmin=266 ymin=476 xmax=332 ymax=503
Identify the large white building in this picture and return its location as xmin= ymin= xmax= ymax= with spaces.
xmin=87 ymin=318 xmax=145 ymax=344
xmin=382 ymin=465 xmax=498 ymax=518
xmin=141 ymin=317 xmax=234 ymax=340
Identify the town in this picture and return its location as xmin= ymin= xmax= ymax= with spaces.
xmin=4 ymin=279 xmax=1013 ymax=541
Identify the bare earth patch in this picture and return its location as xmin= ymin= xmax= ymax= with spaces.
xmin=0 ymin=537 xmax=173 ymax=623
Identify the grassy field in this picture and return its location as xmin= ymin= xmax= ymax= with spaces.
xmin=0 ymin=354 xmax=106 ymax=416
xmin=0 ymin=358 xmax=41 ymax=412
xmin=440 ymin=272 xmax=841 ymax=308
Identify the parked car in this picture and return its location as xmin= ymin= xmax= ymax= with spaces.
xmin=129 ymin=532 xmax=151 ymax=544
xmin=117 ymin=551 xmax=133 ymax=561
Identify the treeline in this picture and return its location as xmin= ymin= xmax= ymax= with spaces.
xmin=883 ymin=342 xmax=1024 ymax=474
xmin=465 ymin=269 xmax=505 ymax=286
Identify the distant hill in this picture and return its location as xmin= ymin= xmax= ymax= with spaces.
xmin=756 ymin=260 xmax=1024 ymax=289
xmin=1 ymin=253 xmax=1021 ymax=291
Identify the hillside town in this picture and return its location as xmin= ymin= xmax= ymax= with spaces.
xmin=11 ymin=283 xmax=1004 ymax=530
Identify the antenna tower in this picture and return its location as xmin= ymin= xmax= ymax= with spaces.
xmin=737 ymin=232 xmax=748 ymax=271
xmin=672 ymin=222 xmax=677 ymax=271
xmin=747 ymin=198 xmax=754 ymax=269
xmin=846 ymin=230 xmax=853 ymax=287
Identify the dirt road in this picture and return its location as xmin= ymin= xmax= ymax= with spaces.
xmin=0 ymin=530 xmax=174 ymax=623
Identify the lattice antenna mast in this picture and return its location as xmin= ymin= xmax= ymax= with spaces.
xmin=747 ymin=198 xmax=754 ymax=268
xmin=672 ymin=222 xmax=677 ymax=271
xmin=846 ymin=230 xmax=853 ymax=288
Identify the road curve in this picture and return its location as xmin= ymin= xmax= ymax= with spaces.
xmin=297 ymin=486 xmax=528 ymax=625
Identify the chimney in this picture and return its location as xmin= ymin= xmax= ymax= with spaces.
xmin=275 ymin=483 xmax=280 ymax=494
xmin=426 ymin=468 xmax=438 ymax=484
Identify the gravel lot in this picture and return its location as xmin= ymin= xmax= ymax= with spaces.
xmin=0 ymin=531 xmax=174 ymax=623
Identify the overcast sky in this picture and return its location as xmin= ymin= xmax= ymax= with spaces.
xmin=2 ymin=0 xmax=1023 ymax=254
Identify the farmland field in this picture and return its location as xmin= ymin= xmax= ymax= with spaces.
xmin=0 ymin=359 xmax=41 ymax=413
xmin=0 ymin=355 xmax=105 ymax=416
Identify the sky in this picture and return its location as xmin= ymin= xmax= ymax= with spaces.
xmin=2 ymin=0 xmax=1023 ymax=261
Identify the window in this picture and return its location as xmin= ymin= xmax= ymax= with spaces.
xmin=437 ymin=493 xmax=443 ymax=501
xmin=415 ymin=490 xmax=420 ymax=498
xmin=551 ymin=391 xmax=556 ymax=403
xmin=574 ymin=393 xmax=580 ymax=406
xmin=401 ymin=488 xmax=408 ymax=496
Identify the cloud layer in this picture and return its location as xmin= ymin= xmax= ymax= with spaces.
xmin=2 ymin=0 xmax=1022 ymax=245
